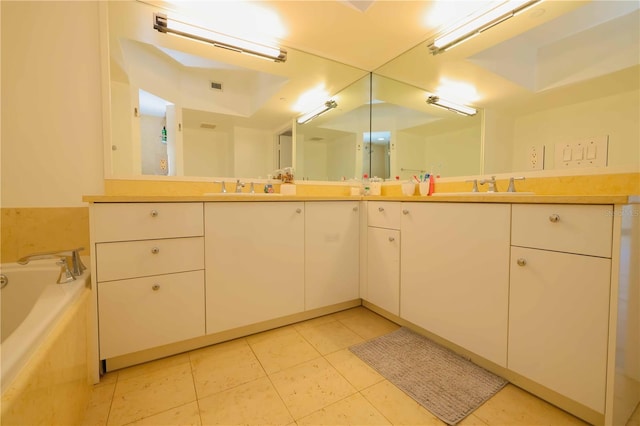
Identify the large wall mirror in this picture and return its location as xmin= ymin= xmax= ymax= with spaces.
xmin=375 ymin=0 xmax=639 ymax=178
xmin=105 ymin=1 xmax=639 ymax=184
xmin=104 ymin=1 xmax=368 ymax=181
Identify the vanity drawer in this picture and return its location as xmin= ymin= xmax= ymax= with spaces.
xmin=511 ymin=204 xmax=613 ymax=258
xmin=96 ymin=237 xmax=204 ymax=282
xmin=368 ymin=201 xmax=401 ymax=230
xmin=98 ymin=270 xmax=205 ymax=359
xmin=93 ymin=202 xmax=203 ymax=242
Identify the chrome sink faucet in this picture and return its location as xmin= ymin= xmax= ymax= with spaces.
xmin=507 ymin=176 xmax=526 ymax=192
xmin=479 ymin=176 xmax=497 ymax=192
xmin=235 ymin=179 xmax=245 ymax=193
xmin=465 ymin=179 xmax=479 ymax=192
xmin=17 ymin=247 xmax=86 ymax=283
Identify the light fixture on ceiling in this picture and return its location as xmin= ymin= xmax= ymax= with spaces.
xmin=153 ymin=13 xmax=287 ymax=62
xmin=426 ymin=96 xmax=477 ymax=116
xmin=296 ymin=100 xmax=338 ymax=124
xmin=428 ymin=0 xmax=541 ymax=54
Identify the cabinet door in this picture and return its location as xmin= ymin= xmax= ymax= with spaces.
xmin=366 ymin=227 xmax=400 ymax=315
xmin=400 ymin=203 xmax=510 ymax=366
xmin=98 ymin=270 xmax=205 ymax=359
xmin=205 ymin=202 xmax=304 ymax=334
xmin=509 ymin=246 xmax=610 ymax=413
xmin=305 ymin=201 xmax=360 ymax=310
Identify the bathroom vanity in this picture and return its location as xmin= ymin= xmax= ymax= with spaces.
xmin=84 ymin=194 xmax=639 ymax=426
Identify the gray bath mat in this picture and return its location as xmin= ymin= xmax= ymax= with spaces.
xmin=349 ymin=327 xmax=507 ymax=425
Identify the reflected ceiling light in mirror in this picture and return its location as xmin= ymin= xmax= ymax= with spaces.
xmin=297 ymin=100 xmax=338 ymax=124
xmin=153 ymin=13 xmax=287 ymax=62
xmin=426 ymin=96 xmax=477 ymax=116
xmin=437 ymin=79 xmax=479 ymax=103
xmin=429 ymin=0 xmax=541 ymax=54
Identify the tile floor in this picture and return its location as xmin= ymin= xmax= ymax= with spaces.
xmin=82 ymin=306 xmax=640 ymax=426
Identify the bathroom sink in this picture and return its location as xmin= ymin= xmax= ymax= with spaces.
xmin=431 ymin=192 xmax=535 ymax=196
xmin=203 ymin=192 xmax=283 ymax=196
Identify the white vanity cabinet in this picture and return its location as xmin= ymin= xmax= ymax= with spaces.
xmin=93 ymin=203 xmax=205 ymax=360
xmin=509 ymin=204 xmax=613 ymax=413
xmin=204 ymin=202 xmax=305 ymax=334
xmin=304 ymin=201 xmax=360 ymax=310
xmin=366 ymin=202 xmax=401 ymax=315
xmin=400 ymin=202 xmax=511 ymax=366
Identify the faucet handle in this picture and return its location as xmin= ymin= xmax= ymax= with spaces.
xmin=507 ymin=176 xmax=526 ymax=192
xmin=214 ymin=181 xmax=227 ymax=193
xmin=465 ymin=179 xmax=479 ymax=192
xmin=249 ymin=182 xmax=255 ymax=194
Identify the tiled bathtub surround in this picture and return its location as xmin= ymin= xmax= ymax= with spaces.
xmin=1 ymin=289 xmax=93 ymax=425
xmin=1 ymin=207 xmax=90 ymax=263
xmin=82 ymin=307 xmax=609 ymax=426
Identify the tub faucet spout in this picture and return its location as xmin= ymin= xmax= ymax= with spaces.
xmin=18 ymin=248 xmax=86 ymax=279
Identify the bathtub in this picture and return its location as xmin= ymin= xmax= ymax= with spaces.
xmin=0 ymin=258 xmax=90 ymax=392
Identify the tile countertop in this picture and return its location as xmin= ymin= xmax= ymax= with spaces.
xmin=82 ymin=194 xmax=637 ymax=204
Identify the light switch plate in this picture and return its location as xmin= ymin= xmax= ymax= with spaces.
xmin=555 ymin=136 xmax=608 ymax=169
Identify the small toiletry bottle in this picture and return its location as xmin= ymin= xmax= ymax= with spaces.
xmin=428 ymin=174 xmax=435 ymax=195
xmin=362 ymin=173 xmax=370 ymax=195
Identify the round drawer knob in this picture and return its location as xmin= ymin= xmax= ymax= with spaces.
xmin=378 ymin=207 xmax=384 ymax=212
xmin=152 ymin=284 xmax=160 ymax=291
xmin=402 ymin=209 xmax=409 ymax=215
xmin=517 ymin=258 xmax=527 ymax=266
xmin=549 ymin=214 xmax=560 ymax=223
xmin=353 ymin=206 xmax=358 ymax=212
xmin=388 ymin=236 xmax=395 ymax=242
xmin=150 ymin=210 xmax=159 ymax=217
xmin=151 ymin=247 xmax=160 ymax=254
xmin=296 ymin=208 xmax=302 ymax=214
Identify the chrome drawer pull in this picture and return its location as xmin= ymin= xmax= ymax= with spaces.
xmin=152 ymin=284 xmax=160 ymax=291
xmin=378 ymin=207 xmax=384 ymax=212
xmin=296 ymin=208 xmax=302 ymax=214
xmin=402 ymin=209 xmax=409 ymax=215
xmin=150 ymin=210 xmax=159 ymax=217
xmin=388 ymin=236 xmax=395 ymax=242
xmin=549 ymin=214 xmax=560 ymax=223
xmin=517 ymin=258 xmax=527 ymax=266
xmin=353 ymin=206 xmax=358 ymax=211
xmin=151 ymin=247 xmax=160 ymax=254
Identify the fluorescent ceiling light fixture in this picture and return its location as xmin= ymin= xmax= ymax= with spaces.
xmin=426 ymin=96 xmax=477 ymax=116
xmin=297 ymin=100 xmax=338 ymax=124
xmin=429 ymin=0 xmax=541 ymax=54
xmin=153 ymin=13 xmax=287 ymax=62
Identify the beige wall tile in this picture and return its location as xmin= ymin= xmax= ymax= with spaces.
xmin=1 ymin=207 xmax=90 ymax=263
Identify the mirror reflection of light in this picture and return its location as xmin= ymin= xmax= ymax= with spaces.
xmin=160 ymin=0 xmax=286 ymax=45
xmin=293 ymin=85 xmax=332 ymax=113
xmin=436 ymin=79 xmax=479 ymax=104
xmin=424 ymin=1 xmax=495 ymax=30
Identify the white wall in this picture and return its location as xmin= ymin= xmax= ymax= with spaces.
xmin=510 ymin=89 xmax=640 ymax=172
xmin=140 ymin=115 xmax=167 ymax=175
xmin=233 ymin=127 xmax=274 ymax=179
xmin=183 ymin=127 xmax=232 ymax=177
xmin=1 ymin=1 xmax=104 ymax=207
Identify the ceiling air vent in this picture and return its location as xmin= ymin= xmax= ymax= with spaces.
xmin=210 ymin=81 xmax=223 ymax=91
xmin=309 ymin=137 xmax=324 ymax=141
xmin=200 ymin=123 xmax=217 ymax=129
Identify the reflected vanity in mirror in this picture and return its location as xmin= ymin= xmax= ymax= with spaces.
xmin=104 ymin=1 xmax=368 ymax=181
xmin=374 ymin=0 xmax=639 ymax=178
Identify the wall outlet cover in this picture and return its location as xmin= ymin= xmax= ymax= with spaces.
xmin=527 ymin=145 xmax=545 ymax=170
